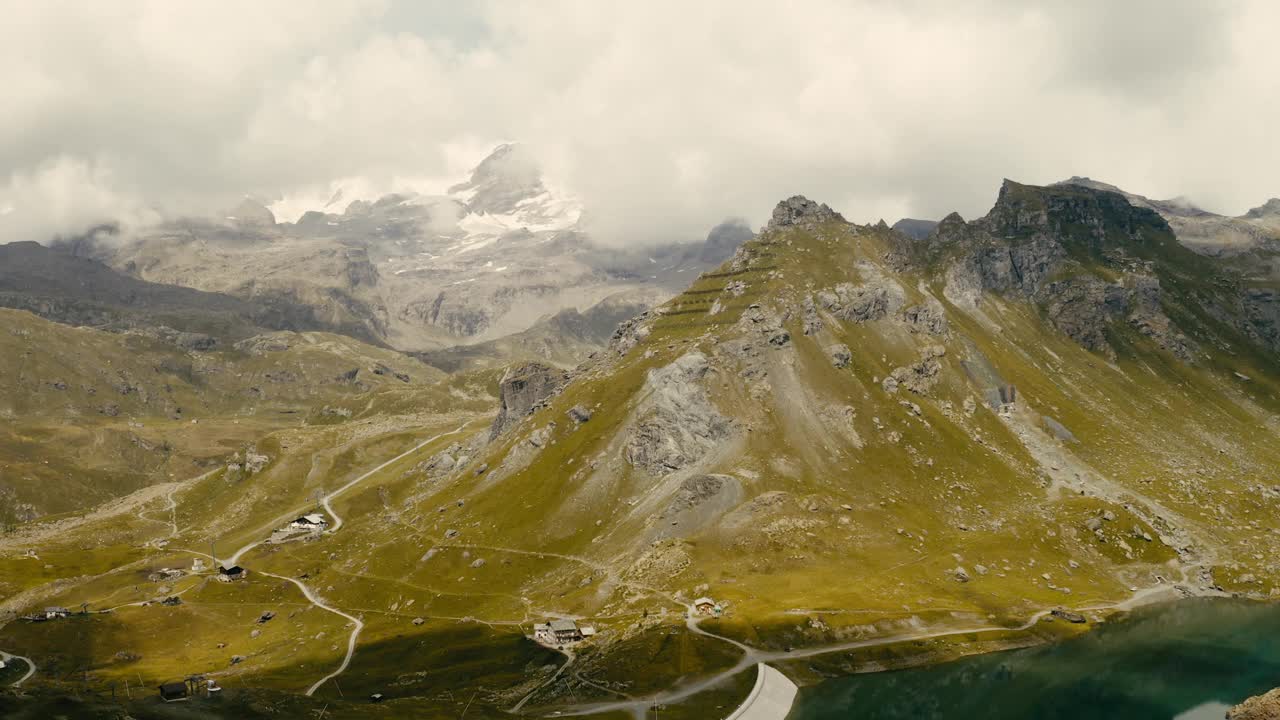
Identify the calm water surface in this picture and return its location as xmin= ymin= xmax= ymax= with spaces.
xmin=790 ymin=599 xmax=1280 ymax=720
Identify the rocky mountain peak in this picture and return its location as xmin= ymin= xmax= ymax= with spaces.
xmin=891 ymin=218 xmax=939 ymax=240
xmin=767 ymin=195 xmax=845 ymax=230
xmin=1244 ymin=197 xmax=1280 ymax=219
xmin=448 ymin=143 xmax=546 ymax=216
xmin=984 ymin=179 xmax=1170 ymax=244
xmin=226 ymin=197 xmax=276 ymax=228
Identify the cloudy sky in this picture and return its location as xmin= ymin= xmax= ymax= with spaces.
xmin=3 ymin=0 xmax=1277 ymax=246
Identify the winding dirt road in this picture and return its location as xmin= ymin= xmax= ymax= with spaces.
xmin=225 ymin=422 xmax=472 ymax=566
xmin=218 ymin=421 xmax=473 ymax=695
xmin=258 ymin=571 xmax=365 ymax=697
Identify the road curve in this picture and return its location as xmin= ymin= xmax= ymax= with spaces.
xmin=1 ymin=650 xmax=36 ymax=686
xmin=246 ymin=423 xmax=471 ymax=695
xmin=226 ymin=421 xmax=472 ymax=566
xmin=258 ymin=571 xmax=364 ymax=696
xmin=561 ymin=582 xmax=1180 ymax=719
xmin=322 ymin=421 xmax=472 ymax=534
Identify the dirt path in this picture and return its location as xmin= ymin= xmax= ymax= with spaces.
xmin=510 ymin=647 xmax=574 ymax=714
xmin=225 ymin=421 xmax=473 ymax=567
xmin=0 ymin=468 xmax=218 ymax=553
xmin=215 ymin=422 xmax=474 ymax=695
xmin=1002 ymin=407 xmax=1221 ymax=571
xmin=258 ymin=571 xmax=364 ymax=697
xmin=322 ymin=421 xmax=472 ymax=534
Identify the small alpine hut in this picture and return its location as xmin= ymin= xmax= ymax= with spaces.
xmin=217 ymin=565 xmax=247 ymax=582
xmin=159 ymin=682 xmax=190 ymax=702
xmin=693 ymin=597 xmax=718 ymax=615
xmin=44 ymin=606 xmax=71 ymax=620
xmin=290 ymin=513 xmax=328 ymax=531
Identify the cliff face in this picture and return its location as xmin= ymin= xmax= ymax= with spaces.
xmin=893 ymin=180 xmax=1280 ymax=363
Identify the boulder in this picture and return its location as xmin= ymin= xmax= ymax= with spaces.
xmin=827 ymin=344 xmax=852 ymax=369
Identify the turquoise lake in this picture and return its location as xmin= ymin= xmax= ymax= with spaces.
xmin=789 ymin=599 xmax=1280 ymax=719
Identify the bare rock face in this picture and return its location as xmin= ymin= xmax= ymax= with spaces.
xmin=900 ymin=297 xmax=948 ymax=335
xmin=489 ymin=363 xmax=569 ymax=440
xmin=655 ymin=474 xmax=744 ymax=538
xmin=1242 ymin=287 xmax=1280 ymax=353
xmin=1036 ymin=273 xmax=1195 ymax=361
xmin=624 ymin=352 xmax=731 ymax=476
xmin=885 ymin=345 xmax=946 ymax=396
xmin=817 ymin=281 xmax=905 ymax=324
xmin=609 ymin=312 xmax=653 ymax=357
xmin=767 ymin=196 xmax=845 ymax=230
xmin=1228 ymin=688 xmax=1280 ymax=720
xmin=1125 ymin=275 xmax=1196 ymax=361
xmin=1038 ymin=276 xmax=1126 ymax=358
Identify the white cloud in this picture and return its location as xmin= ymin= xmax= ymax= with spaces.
xmin=1 ymin=0 xmax=1276 ymax=246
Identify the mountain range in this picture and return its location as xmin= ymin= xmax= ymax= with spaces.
xmin=50 ymin=144 xmax=751 ymax=355
xmin=0 ymin=172 xmax=1277 ymax=719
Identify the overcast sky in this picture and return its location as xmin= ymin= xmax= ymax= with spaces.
xmin=2 ymin=0 xmax=1277 ymax=246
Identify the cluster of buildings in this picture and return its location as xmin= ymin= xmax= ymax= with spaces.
xmin=22 ymin=606 xmax=71 ymax=622
xmin=532 ymin=619 xmax=597 ymax=647
xmin=269 ymin=512 xmax=330 ymax=544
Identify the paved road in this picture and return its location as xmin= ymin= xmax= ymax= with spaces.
xmin=0 ymin=650 xmax=36 ymax=686
xmin=559 ymin=585 xmax=1174 ymax=719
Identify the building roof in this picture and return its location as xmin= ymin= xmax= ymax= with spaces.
xmin=159 ymin=682 xmax=188 ymax=696
xmin=580 ymin=626 xmax=597 ymax=636
xmin=549 ymin=619 xmax=579 ymax=632
xmin=694 ymin=597 xmax=715 ymax=606
xmin=219 ymin=565 xmax=245 ymax=575
xmin=298 ymin=513 xmax=326 ymax=524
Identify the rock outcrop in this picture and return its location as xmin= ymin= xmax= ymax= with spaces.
xmin=624 ymin=352 xmax=732 ymax=476
xmin=489 ymin=363 xmax=569 ymax=440
xmin=767 ymin=196 xmax=845 ymax=230
xmin=1229 ymin=688 xmax=1280 ymax=720
xmin=816 ymin=280 xmax=905 ymax=324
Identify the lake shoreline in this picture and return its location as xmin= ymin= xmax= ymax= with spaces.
xmin=784 ymin=595 xmax=1280 ymax=720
